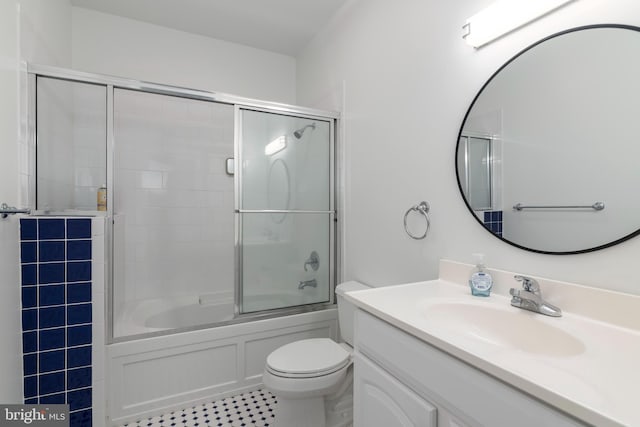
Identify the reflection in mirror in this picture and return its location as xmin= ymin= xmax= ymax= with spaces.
xmin=456 ymin=25 xmax=640 ymax=254
xmin=459 ymin=134 xmax=493 ymax=212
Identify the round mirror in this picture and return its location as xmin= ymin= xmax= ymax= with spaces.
xmin=456 ymin=25 xmax=640 ymax=254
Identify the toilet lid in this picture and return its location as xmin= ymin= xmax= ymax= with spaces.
xmin=266 ymin=338 xmax=351 ymax=378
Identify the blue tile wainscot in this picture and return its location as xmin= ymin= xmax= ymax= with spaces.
xmin=20 ymin=218 xmax=93 ymax=427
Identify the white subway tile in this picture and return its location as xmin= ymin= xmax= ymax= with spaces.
xmin=139 ymin=170 xmax=164 ymax=189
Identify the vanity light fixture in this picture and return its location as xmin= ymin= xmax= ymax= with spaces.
xmin=265 ymin=135 xmax=287 ymax=156
xmin=462 ymin=0 xmax=575 ymax=48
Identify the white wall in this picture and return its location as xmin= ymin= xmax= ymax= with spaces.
xmin=71 ymin=7 xmax=297 ymax=104
xmin=0 ymin=0 xmax=72 ymax=403
xmin=0 ymin=0 xmax=19 ymax=207
xmin=17 ymin=0 xmax=72 ymax=210
xmin=297 ymin=0 xmax=640 ymax=295
xmin=0 ymin=1 xmax=22 ymax=401
xmin=20 ymin=0 xmax=72 ymax=67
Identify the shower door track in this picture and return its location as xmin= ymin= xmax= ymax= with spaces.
xmin=236 ymin=210 xmax=335 ymax=214
xmin=26 ymin=64 xmax=340 ymax=119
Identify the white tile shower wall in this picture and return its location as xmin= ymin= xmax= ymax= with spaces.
xmin=34 ymin=78 xmax=107 ymax=212
xmin=113 ymin=90 xmax=235 ymax=309
xmin=36 ymin=78 xmax=75 ymax=211
xmin=72 ymin=85 xmax=108 ymax=210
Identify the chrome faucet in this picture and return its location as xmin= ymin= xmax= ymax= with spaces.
xmin=298 ymin=279 xmax=318 ymax=290
xmin=509 ymin=275 xmax=562 ymax=317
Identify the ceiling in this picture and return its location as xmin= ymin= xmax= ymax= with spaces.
xmin=70 ymin=0 xmax=349 ymax=56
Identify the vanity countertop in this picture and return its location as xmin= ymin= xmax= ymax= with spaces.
xmin=344 ymin=265 xmax=640 ymax=427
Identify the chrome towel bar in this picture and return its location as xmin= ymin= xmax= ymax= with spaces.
xmin=513 ymin=202 xmax=605 ymax=211
xmin=0 ymin=203 xmax=31 ymax=219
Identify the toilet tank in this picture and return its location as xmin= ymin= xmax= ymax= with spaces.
xmin=335 ymin=281 xmax=372 ymax=346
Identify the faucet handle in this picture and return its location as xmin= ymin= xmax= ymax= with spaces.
xmin=304 ymin=251 xmax=320 ymax=272
xmin=514 ymin=275 xmax=539 ymax=293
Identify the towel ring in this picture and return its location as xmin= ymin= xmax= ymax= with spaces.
xmin=404 ymin=201 xmax=431 ymax=240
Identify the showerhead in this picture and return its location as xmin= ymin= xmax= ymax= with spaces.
xmin=293 ymin=123 xmax=316 ymax=139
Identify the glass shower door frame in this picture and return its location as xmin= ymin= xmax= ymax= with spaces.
xmin=26 ymin=63 xmax=340 ymax=343
xmin=234 ymin=105 xmax=337 ymax=317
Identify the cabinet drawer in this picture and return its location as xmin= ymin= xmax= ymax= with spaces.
xmin=355 ymin=310 xmax=586 ymax=427
xmin=354 ymin=353 xmax=437 ymax=427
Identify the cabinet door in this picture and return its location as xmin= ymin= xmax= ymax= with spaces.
xmin=354 ymin=353 xmax=437 ymax=427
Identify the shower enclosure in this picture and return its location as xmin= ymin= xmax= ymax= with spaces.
xmin=28 ymin=65 xmax=338 ymax=342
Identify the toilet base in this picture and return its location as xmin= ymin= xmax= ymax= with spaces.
xmin=273 ymin=396 xmax=325 ymax=427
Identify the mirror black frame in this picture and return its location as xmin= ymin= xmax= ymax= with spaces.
xmin=455 ymin=24 xmax=640 ymax=255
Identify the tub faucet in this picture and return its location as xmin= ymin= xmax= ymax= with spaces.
xmin=509 ymin=275 xmax=562 ymax=317
xmin=298 ymin=279 xmax=317 ymax=290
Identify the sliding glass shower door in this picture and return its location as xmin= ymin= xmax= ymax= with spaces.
xmin=238 ymin=109 xmax=334 ymax=313
xmin=112 ymin=89 xmax=236 ymax=338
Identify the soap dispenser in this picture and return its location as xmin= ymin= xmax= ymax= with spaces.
xmin=469 ymin=253 xmax=493 ymax=297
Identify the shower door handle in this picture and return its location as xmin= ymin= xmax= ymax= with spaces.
xmin=225 ymin=158 xmax=234 ymax=176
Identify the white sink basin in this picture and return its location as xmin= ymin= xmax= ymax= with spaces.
xmin=419 ymin=300 xmax=586 ymax=357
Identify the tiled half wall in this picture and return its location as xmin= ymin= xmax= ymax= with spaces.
xmin=20 ymin=217 xmax=100 ymax=427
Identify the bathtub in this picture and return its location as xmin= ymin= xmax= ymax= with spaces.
xmin=114 ymin=292 xmax=328 ymax=337
xmin=144 ymin=302 xmax=234 ymax=330
xmin=107 ymin=301 xmax=338 ymax=425
xmin=114 ymin=295 xmax=235 ymax=337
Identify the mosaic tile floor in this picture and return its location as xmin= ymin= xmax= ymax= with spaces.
xmin=120 ymin=389 xmax=277 ymax=427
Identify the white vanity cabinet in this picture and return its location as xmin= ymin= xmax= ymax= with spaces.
xmin=353 ymin=310 xmax=587 ymax=427
xmin=354 ymin=353 xmax=437 ymax=426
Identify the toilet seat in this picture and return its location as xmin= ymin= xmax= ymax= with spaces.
xmin=266 ymin=338 xmax=351 ymax=378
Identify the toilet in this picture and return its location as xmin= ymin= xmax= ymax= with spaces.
xmin=262 ymin=281 xmax=370 ymax=427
